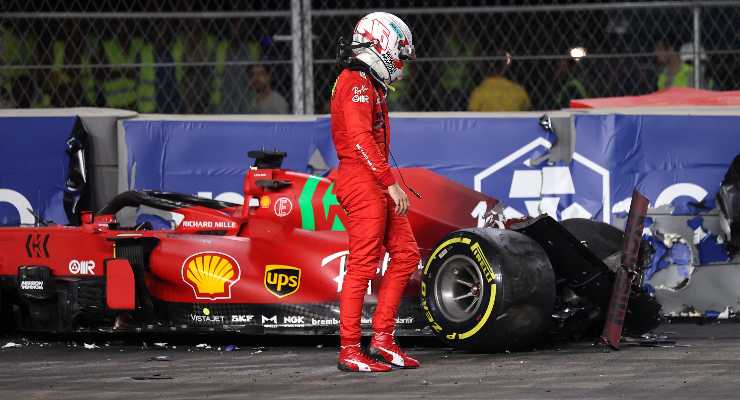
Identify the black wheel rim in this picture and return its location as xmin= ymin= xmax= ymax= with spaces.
xmin=433 ymin=254 xmax=484 ymax=323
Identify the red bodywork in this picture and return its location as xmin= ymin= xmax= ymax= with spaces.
xmin=0 ymin=166 xmax=496 ymax=333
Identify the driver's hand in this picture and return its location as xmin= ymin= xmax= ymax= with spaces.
xmin=388 ymin=183 xmax=409 ymax=215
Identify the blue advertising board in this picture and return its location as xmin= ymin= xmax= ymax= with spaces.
xmin=0 ymin=116 xmax=81 ymax=226
xmin=573 ymin=114 xmax=740 ymax=219
xmin=123 ymin=119 xmax=322 ymax=204
xmin=122 ymin=114 xmax=740 ymax=225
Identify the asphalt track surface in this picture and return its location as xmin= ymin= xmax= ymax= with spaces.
xmin=1 ymin=322 xmax=739 ymax=400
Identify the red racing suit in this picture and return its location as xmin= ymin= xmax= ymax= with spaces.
xmin=330 ymin=67 xmax=421 ymax=346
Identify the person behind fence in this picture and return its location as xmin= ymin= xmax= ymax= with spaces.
xmin=554 ymin=56 xmax=588 ymax=109
xmin=330 ymin=11 xmax=421 ymax=373
xmin=439 ymin=14 xmax=476 ymax=111
xmin=468 ymin=51 xmax=531 ymax=112
xmin=248 ymin=64 xmax=288 ymax=114
xmin=99 ymin=20 xmax=137 ymax=110
xmin=218 ymin=18 xmax=262 ymax=114
xmin=655 ymin=39 xmax=713 ymax=90
xmin=45 ymin=20 xmax=97 ymax=107
xmin=1 ymin=21 xmax=44 ymax=107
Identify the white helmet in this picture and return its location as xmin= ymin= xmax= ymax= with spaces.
xmin=351 ymin=12 xmax=415 ymax=85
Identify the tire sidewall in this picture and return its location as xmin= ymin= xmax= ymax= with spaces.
xmin=421 ymin=231 xmax=502 ymax=343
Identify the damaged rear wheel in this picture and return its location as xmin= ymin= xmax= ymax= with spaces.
xmin=560 ymin=218 xmax=662 ymax=334
xmin=421 ymin=228 xmax=555 ymax=352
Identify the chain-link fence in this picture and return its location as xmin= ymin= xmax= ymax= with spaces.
xmin=0 ymin=1 xmax=294 ymax=114
xmin=2 ymin=1 xmax=739 ymax=114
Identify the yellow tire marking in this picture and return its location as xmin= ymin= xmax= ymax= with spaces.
xmin=458 ymin=284 xmax=497 ymax=339
xmin=423 ymin=237 xmax=462 ymax=274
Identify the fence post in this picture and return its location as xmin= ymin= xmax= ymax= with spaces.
xmin=302 ymin=0 xmax=314 ymax=114
xmin=693 ymin=5 xmax=701 ymax=89
xmin=291 ymin=0 xmax=305 ymax=114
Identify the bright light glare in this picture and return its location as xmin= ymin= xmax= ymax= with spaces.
xmin=569 ymin=47 xmax=587 ymax=59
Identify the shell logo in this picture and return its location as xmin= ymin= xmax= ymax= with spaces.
xmin=260 ymin=195 xmax=271 ymax=209
xmin=181 ymin=252 xmax=241 ymax=300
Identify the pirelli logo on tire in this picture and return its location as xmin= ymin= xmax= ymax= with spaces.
xmin=470 ymin=242 xmax=495 ymax=284
xmin=421 ymin=232 xmax=499 ymax=344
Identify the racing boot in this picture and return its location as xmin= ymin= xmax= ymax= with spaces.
xmin=368 ymin=332 xmax=420 ymax=369
xmin=337 ymin=343 xmax=392 ymax=372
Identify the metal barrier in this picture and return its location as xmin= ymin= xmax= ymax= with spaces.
xmin=1 ymin=1 xmax=738 ymax=113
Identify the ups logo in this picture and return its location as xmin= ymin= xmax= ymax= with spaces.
xmin=264 ymin=265 xmax=301 ymax=298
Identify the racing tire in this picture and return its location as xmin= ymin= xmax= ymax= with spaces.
xmin=560 ymin=218 xmax=662 ymax=334
xmin=421 ymin=228 xmax=555 ymax=352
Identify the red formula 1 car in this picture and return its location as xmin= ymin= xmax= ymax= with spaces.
xmin=0 ymin=150 xmax=660 ymax=351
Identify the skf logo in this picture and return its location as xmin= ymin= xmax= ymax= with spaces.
xmin=231 ymin=315 xmax=254 ymax=323
xmin=69 ymin=259 xmax=96 ymax=275
xmin=264 ymin=265 xmax=301 ymax=298
xmin=181 ymin=252 xmax=241 ymax=300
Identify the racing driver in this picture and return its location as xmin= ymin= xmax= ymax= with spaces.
xmin=331 ymin=12 xmax=420 ymax=372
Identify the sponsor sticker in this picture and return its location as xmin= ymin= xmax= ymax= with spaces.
xmin=20 ymin=280 xmax=43 ymax=290
xmin=69 ymin=259 xmax=96 ymax=275
xmin=181 ymin=220 xmax=236 ymax=229
xmin=230 ymin=315 xmax=254 ymax=324
xmin=189 ymin=307 xmax=227 ymax=325
xmin=25 ymin=234 xmax=49 ymax=258
xmin=355 ymin=144 xmax=377 ymax=171
xmin=352 ymin=94 xmax=370 ymax=103
xmin=181 ymin=252 xmax=241 ymax=300
xmin=351 ymin=86 xmax=370 ymax=103
xmin=312 ymin=317 xmax=339 ymax=326
xmin=274 ymin=197 xmax=293 ymax=217
xmin=260 ymin=195 xmax=271 ymax=209
xmin=283 ymin=316 xmax=305 ymax=326
xmin=190 ymin=314 xmax=225 ymax=324
xmin=261 ymin=315 xmax=278 ymax=324
xmin=352 ymin=85 xmax=368 ymax=95
xmin=264 ymin=265 xmax=301 ymax=298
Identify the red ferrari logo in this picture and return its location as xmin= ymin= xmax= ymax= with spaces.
xmin=181 ymin=252 xmax=241 ymax=300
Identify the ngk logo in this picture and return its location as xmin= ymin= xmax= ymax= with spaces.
xmin=69 ymin=259 xmax=96 ymax=275
xmin=283 ymin=316 xmax=305 ymax=324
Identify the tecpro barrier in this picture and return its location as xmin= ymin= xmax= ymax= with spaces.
xmin=121 ymin=113 xmax=740 ymax=223
xmin=0 ymin=116 xmax=88 ymax=226
xmin=573 ymin=114 xmax=740 ymax=218
xmin=122 ymin=117 xmax=324 ymax=204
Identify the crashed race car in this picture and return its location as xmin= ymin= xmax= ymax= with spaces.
xmin=0 ymin=149 xmax=661 ymax=352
